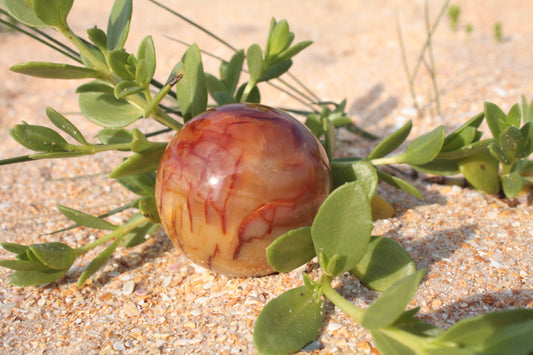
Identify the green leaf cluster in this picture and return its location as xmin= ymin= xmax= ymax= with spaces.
xmin=0 ymin=242 xmax=76 ymax=286
xmin=0 ymin=0 xmax=319 ymax=289
xmin=304 ymin=100 xmax=355 ymax=160
xmin=260 ymin=203 xmax=533 ymax=355
xmin=259 ymin=163 xmax=532 ymax=354
xmin=240 ymin=18 xmax=312 ymax=103
xmin=352 ymin=98 xmax=533 ymax=199
xmin=258 ymin=180 xmax=422 ymax=354
xmin=483 ymin=99 xmax=533 ymax=197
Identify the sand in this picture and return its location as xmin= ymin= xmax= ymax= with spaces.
xmin=0 ymin=0 xmax=531 ymax=353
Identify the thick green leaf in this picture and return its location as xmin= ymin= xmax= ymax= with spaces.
xmin=264 ymin=18 xmax=277 ymax=61
xmin=311 ymin=181 xmax=373 ymax=276
xmin=221 ymin=49 xmax=245 ymax=94
xmin=0 ymin=0 xmax=50 ymax=27
xmin=25 ymin=249 xmax=41 ymax=263
xmin=484 ymin=101 xmax=507 ymax=140
xmin=78 ymin=237 xmax=121 ymax=286
xmin=28 ymin=242 xmax=75 ymax=270
xmin=361 ymin=269 xmax=425 ymax=329
xmin=46 ymin=107 xmax=88 ymax=145
xmin=176 ymin=44 xmax=208 ymax=121
xmin=116 ymin=172 xmax=156 ymax=197
xmin=522 ymin=95 xmax=533 ymax=123
xmin=458 ymin=149 xmax=500 ymax=195
xmin=305 ymin=114 xmax=324 ymax=138
xmin=205 ymin=73 xmax=228 ymax=95
xmin=108 ymin=49 xmax=135 ymax=80
xmin=205 ymin=73 xmax=231 ymax=104
xmin=441 ymin=126 xmax=477 ymax=152
xmin=10 ymin=268 xmax=68 ymax=287
xmin=266 ymin=227 xmax=315 ymax=273
xmin=489 ymin=143 xmax=512 ymax=165
xmin=273 ymin=41 xmax=313 ymax=65
xmin=121 ymin=220 xmax=159 ymax=248
xmin=0 ymin=259 xmax=50 ymax=271
xmin=9 ymin=124 xmax=68 ymax=152
xmin=213 ymin=91 xmax=237 ymax=105
xmin=506 ymin=103 xmax=521 ymax=128
xmin=254 ymin=286 xmax=324 ymax=355
xmin=268 ymin=19 xmax=291 ymax=58
xmin=87 ymin=26 xmax=107 ymax=53
xmin=1 ymin=242 xmax=29 ymax=255
xmin=518 ymin=122 xmax=533 ymax=157
xmin=259 ymin=60 xmax=292 ymax=82
xmin=56 ymin=204 xmax=117 ymax=230
xmin=130 ymin=129 xmax=166 ymax=153
xmin=392 ymin=308 xmax=444 ymax=338
xmin=114 ymin=80 xmax=145 ymax=99
xmin=79 ymin=92 xmax=143 ymax=128
xmin=481 ymin=319 xmax=533 ymax=355
xmin=377 ymin=171 xmax=423 ymax=199
xmin=32 ymin=0 xmax=73 ymax=28
xmin=436 ymin=139 xmax=492 ymax=160
xmin=350 ymin=236 xmax=415 ymax=292
xmin=370 ymin=328 xmax=418 ymax=355
xmin=401 ymin=126 xmax=446 ymax=165
xmin=246 ymin=43 xmax=263 ymax=84
xmin=109 ymin=148 xmax=165 ymax=178
xmin=437 ymin=309 xmax=533 ymax=354
xmin=332 ymin=161 xmax=377 ymax=196
xmin=136 ymin=35 xmax=156 ymax=86
xmin=501 ymin=172 xmax=523 ymax=199
xmin=106 ymin=0 xmax=132 ymax=51
xmin=499 ymin=126 xmax=521 ymax=159
xmin=10 ymin=62 xmax=99 ymax=79
xmin=76 ymin=80 xmax=114 ymax=94
xmin=97 ymin=127 xmax=133 ymax=145
xmin=442 ymin=112 xmax=485 ymax=152
xmin=80 ymin=42 xmax=107 ymax=70
xmin=368 ymin=121 xmax=412 ymax=160
xmin=412 ymin=159 xmax=460 ymax=176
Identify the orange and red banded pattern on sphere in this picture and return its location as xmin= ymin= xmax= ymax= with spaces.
xmin=155 ymin=103 xmax=332 ymax=277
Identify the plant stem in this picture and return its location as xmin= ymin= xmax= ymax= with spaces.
xmin=424 ymin=0 xmax=442 ymax=116
xmin=158 ymin=4 xmax=322 ymax=113
xmin=0 ymin=155 xmax=34 ymax=165
xmin=411 ymin=0 xmax=450 ymax=81
xmin=375 ymin=326 xmax=450 ymax=352
xmin=501 ymin=162 xmax=513 ymax=176
xmin=287 ymin=72 xmax=321 ymax=102
xmin=241 ymin=80 xmax=257 ymax=103
xmin=58 ymin=26 xmax=110 ymax=76
xmin=148 ymin=0 xmax=237 ymax=52
xmin=369 ymin=155 xmax=404 ymax=166
xmin=275 ymin=77 xmax=317 ymax=107
xmin=330 ymin=157 xmax=363 ymax=169
xmin=144 ymin=79 xmax=184 ymax=130
xmin=44 ymin=201 xmax=137 ymax=235
xmin=396 ymin=12 xmax=420 ymax=116
xmin=396 ymin=0 xmax=449 ymax=117
xmin=320 ymin=276 xmax=364 ymax=323
xmin=74 ymin=214 xmax=148 ymax=256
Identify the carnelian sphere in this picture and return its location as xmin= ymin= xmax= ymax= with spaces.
xmin=155 ymin=103 xmax=332 ymax=277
